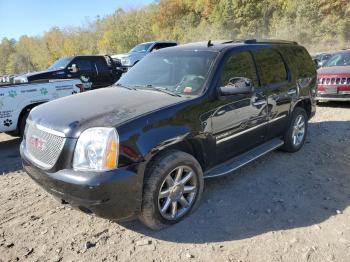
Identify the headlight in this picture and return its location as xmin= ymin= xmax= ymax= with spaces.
xmin=121 ymin=57 xmax=132 ymax=66
xmin=73 ymin=127 xmax=119 ymax=171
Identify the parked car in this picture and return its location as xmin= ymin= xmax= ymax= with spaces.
xmin=316 ymin=50 xmax=350 ymax=102
xmin=0 ymin=79 xmax=89 ymax=136
xmin=14 ymin=55 xmax=121 ymax=89
xmin=21 ymin=39 xmax=316 ymax=229
xmin=112 ymin=40 xmax=177 ymax=72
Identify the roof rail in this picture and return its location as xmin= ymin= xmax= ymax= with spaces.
xmin=244 ymin=39 xmax=298 ymax=45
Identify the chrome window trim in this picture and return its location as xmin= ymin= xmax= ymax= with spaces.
xmin=216 ymin=114 xmax=287 ymax=144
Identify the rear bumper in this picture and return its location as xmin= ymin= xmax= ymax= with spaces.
xmin=21 ymin=148 xmax=144 ymax=221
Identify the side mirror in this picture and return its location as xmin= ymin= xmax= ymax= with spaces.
xmin=68 ymin=64 xmax=79 ymax=73
xmin=313 ymin=59 xmax=321 ymax=69
xmin=219 ymin=77 xmax=253 ymax=96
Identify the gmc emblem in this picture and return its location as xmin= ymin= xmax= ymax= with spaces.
xmin=29 ymin=136 xmax=46 ymax=151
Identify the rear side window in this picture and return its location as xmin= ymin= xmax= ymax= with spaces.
xmin=255 ymin=49 xmax=288 ymax=85
xmin=220 ymin=51 xmax=258 ymax=87
xmin=282 ymin=46 xmax=316 ymax=77
xmin=74 ymin=59 xmax=93 ymax=72
xmin=94 ymin=58 xmax=109 ymax=73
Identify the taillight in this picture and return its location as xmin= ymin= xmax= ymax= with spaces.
xmin=75 ymin=84 xmax=85 ymax=93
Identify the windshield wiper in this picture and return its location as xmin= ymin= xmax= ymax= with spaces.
xmin=115 ymin=83 xmax=137 ymax=90
xmin=134 ymin=84 xmax=181 ymax=97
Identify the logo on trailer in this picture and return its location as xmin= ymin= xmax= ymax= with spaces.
xmin=40 ymin=88 xmax=48 ymax=95
xmin=29 ymin=136 xmax=46 ymax=151
xmin=8 ymin=90 xmax=17 ymax=98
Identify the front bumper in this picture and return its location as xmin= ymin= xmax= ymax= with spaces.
xmin=21 ymin=148 xmax=144 ymax=221
xmin=315 ymin=93 xmax=350 ymax=101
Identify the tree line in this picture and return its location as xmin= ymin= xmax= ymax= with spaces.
xmin=1 ymin=0 xmax=349 ymax=75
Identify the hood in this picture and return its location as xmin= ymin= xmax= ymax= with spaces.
xmin=318 ymin=66 xmax=350 ymax=75
xmin=112 ymin=53 xmax=129 ymax=59
xmin=25 ymin=69 xmax=66 ymax=82
xmin=29 ymin=86 xmax=186 ymax=138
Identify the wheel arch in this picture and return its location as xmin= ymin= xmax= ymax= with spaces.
xmin=143 ymin=136 xmax=210 ymax=179
xmin=292 ymin=98 xmax=312 ymax=119
xmin=16 ymin=102 xmax=43 ymax=133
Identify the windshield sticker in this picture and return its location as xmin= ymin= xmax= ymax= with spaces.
xmin=8 ymin=90 xmax=17 ymax=98
xmin=3 ymin=119 xmax=13 ymax=127
xmin=184 ymin=87 xmax=193 ymax=93
xmin=40 ymin=88 xmax=48 ymax=95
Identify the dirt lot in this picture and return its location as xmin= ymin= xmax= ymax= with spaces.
xmin=0 ymin=103 xmax=349 ymax=262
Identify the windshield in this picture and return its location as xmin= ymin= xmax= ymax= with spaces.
xmin=129 ymin=43 xmax=153 ymax=53
xmin=117 ymin=50 xmax=217 ymax=96
xmin=48 ymin=57 xmax=73 ymax=70
xmin=324 ymin=52 xmax=350 ymax=67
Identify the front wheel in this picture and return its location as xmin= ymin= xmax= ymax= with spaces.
xmin=280 ymin=107 xmax=308 ymax=152
xmin=140 ymin=151 xmax=204 ymax=230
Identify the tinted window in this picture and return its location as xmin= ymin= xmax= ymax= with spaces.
xmin=117 ymin=50 xmax=217 ymax=95
xmin=129 ymin=43 xmax=152 ymax=53
xmin=281 ymin=46 xmax=315 ymax=77
xmin=255 ymin=49 xmax=287 ymax=85
xmin=48 ymin=57 xmax=73 ymax=70
xmin=75 ymin=59 xmax=93 ymax=72
xmin=94 ymin=58 xmax=109 ymax=72
xmin=220 ymin=51 xmax=258 ymax=87
xmin=325 ymin=51 xmax=350 ymax=67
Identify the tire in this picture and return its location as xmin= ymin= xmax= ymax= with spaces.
xmin=280 ymin=107 xmax=308 ymax=153
xmin=19 ymin=110 xmax=30 ymax=137
xmin=139 ymin=150 xmax=204 ymax=230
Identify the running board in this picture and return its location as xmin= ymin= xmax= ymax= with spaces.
xmin=204 ymin=138 xmax=284 ymax=178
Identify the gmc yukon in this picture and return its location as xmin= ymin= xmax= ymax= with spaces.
xmin=21 ymin=39 xmax=316 ymax=230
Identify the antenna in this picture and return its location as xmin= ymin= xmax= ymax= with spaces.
xmin=207 ymin=40 xmax=213 ymax=47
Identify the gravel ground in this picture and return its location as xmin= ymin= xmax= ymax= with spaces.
xmin=0 ymin=102 xmax=350 ymax=262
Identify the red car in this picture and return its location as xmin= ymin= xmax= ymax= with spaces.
xmin=316 ymin=50 xmax=350 ymax=102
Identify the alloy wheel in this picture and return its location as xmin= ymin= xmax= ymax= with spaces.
xmin=292 ymin=114 xmax=305 ymax=146
xmin=158 ymin=166 xmax=198 ymax=220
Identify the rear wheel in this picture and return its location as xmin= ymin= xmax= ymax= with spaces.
xmin=281 ymin=107 xmax=308 ymax=152
xmin=140 ymin=151 xmax=204 ymax=230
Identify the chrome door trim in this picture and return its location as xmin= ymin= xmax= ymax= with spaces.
xmin=216 ymin=114 xmax=287 ymax=144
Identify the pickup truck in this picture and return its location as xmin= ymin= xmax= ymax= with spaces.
xmin=0 ymin=79 xmax=87 ymax=136
xmin=14 ymin=55 xmax=121 ymax=89
xmin=21 ymin=39 xmax=316 ymax=230
xmin=112 ymin=41 xmax=177 ymax=72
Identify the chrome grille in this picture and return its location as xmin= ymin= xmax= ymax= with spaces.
xmin=318 ymin=77 xmax=350 ymax=85
xmin=25 ymin=122 xmax=66 ymax=169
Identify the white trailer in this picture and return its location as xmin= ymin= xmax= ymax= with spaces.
xmin=0 ymin=79 xmax=89 ymax=135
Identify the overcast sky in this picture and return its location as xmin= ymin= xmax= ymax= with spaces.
xmin=0 ymin=0 xmax=154 ymax=40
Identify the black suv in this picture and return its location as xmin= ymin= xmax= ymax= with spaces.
xmin=21 ymin=39 xmax=316 ymax=230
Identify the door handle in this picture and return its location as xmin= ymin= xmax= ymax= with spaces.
xmin=252 ymin=100 xmax=266 ymax=106
xmin=287 ymin=89 xmax=297 ymax=95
